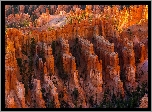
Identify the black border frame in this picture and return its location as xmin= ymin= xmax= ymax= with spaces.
xmin=1 ymin=1 xmax=151 ymax=111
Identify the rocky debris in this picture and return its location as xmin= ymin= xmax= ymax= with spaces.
xmin=139 ymin=94 xmax=148 ymax=108
xmin=39 ymin=15 xmax=67 ymax=30
xmin=6 ymin=94 xmax=17 ymax=108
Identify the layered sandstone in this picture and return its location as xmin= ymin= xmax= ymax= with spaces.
xmin=5 ymin=5 xmax=148 ymax=108
xmin=121 ymin=38 xmax=138 ymax=92
xmin=77 ymin=37 xmax=103 ymax=105
xmin=31 ymin=79 xmax=46 ymax=108
xmin=44 ymin=45 xmax=55 ymax=76
xmin=5 ymin=35 xmax=27 ymax=108
xmin=93 ymin=35 xmax=124 ymax=97
xmin=58 ymin=38 xmax=88 ymax=108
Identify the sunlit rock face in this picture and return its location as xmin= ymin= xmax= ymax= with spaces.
xmin=139 ymin=94 xmax=148 ymax=108
xmin=74 ymin=37 xmax=103 ymax=106
xmin=5 ymin=5 xmax=148 ymax=108
xmin=5 ymin=31 xmax=27 ymax=108
xmin=58 ymin=38 xmax=88 ymax=107
xmin=32 ymin=79 xmax=46 ymax=108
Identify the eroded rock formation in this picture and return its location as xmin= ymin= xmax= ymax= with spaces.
xmin=5 ymin=5 xmax=148 ymax=108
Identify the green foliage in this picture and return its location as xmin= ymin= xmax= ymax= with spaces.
xmin=125 ymin=5 xmax=130 ymax=8
xmin=55 ymin=51 xmax=68 ymax=80
xmin=13 ymin=5 xmax=19 ymax=14
xmin=16 ymin=58 xmax=22 ymax=68
xmin=31 ymin=14 xmax=37 ymax=22
xmin=33 ymin=21 xmax=37 ymax=27
xmin=8 ymin=23 xmax=17 ymax=28
xmin=25 ymin=37 xmax=36 ymax=89
xmin=58 ymin=91 xmax=64 ymax=99
xmin=51 ymin=41 xmax=56 ymax=55
xmin=48 ymin=99 xmax=55 ymax=108
xmin=21 ymin=46 xmax=28 ymax=56
xmin=72 ymin=38 xmax=81 ymax=67
xmin=56 ymin=51 xmax=62 ymax=69
xmin=99 ymin=82 xmax=148 ymax=108
xmin=120 ymin=70 xmax=126 ymax=81
xmin=41 ymin=88 xmax=46 ymax=94
xmin=16 ymin=58 xmax=24 ymax=76
xmin=60 ymin=72 xmax=68 ymax=80
xmin=73 ymin=88 xmax=79 ymax=100
xmin=24 ymin=79 xmax=28 ymax=95
xmin=105 ymin=14 xmax=109 ymax=20
xmin=30 ymin=38 xmax=36 ymax=56
xmin=48 ymin=27 xmax=51 ymax=31
xmin=6 ymin=18 xmax=30 ymax=28
xmin=92 ymin=37 xmax=95 ymax=43
xmin=35 ymin=56 xmax=39 ymax=69
xmin=75 ymin=37 xmax=78 ymax=44
xmin=127 ymin=29 xmax=132 ymax=37
xmin=37 ymin=45 xmax=45 ymax=66
xmin=81 ymin=12 xmax=86 ymax=20
xmin=29 ymin=56 xmax=33 ymax=68
xmin=79 ymin=105 xmax=82 ymax=108
xmin=88 ymin=15 xmax=93 ymax=23
xmin=5 ymin=27 xmax=8 ymax=33
xmin=89 ymin=96 xmax=94 ymax=106
xmin=16 ymin=58 xmax=27 ymax=76
xmin=16 ymin=57 xmax=28 ymax=95
xmin=23 ymin=20 xmax=30 ymax=27
xmin=69 ymin=18 xmax=72 ymax=24
xmin=60 ymin=100 xmax=70 ymax=108
xmin=39 ymin=43 xmax=45 ymax=60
